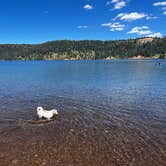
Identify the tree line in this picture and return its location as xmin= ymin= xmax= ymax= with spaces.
xmin=0 ymin=37 xmax=165 ymax=60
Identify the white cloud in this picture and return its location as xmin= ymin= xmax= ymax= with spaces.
xmin=83 ymin=4 xmax=94 ymax=10
xmin=148 ymin=32 xmax=163 ymax=38
xmin=106 ymin=0 xmax=119 ymax=5
xmin=111 ymin=0 xmax=119 ymax=3
xmin=114 ymin=12 xmax=156 ymax=21
xmin=107 ymin=0 xmax=126 ymax=10
xmin=153 ymin=1 xmax=166 ymax=15
xmin=128 ymin=26 xmax=152 ymax=35
xmin=114 ymin=12 xmax=146 ymax=21
xmin=101 ymin=22 xmax=125 ymax=31
xmin=128 ymin=26 xmax=163 ymax=38
xmin=153 ymin=1 xmax=166 ymax=6
xmin=77 ymin=25 xmax=88 ymax=29
xmin=114 ymin=1 xmax=126 ymax=9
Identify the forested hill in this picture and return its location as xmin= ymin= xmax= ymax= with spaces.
xmin=0 ymin=37 xmax=165 ymax=60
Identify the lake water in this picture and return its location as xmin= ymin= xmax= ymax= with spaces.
xmin=0 ymin=60 xmax=166 ymax=165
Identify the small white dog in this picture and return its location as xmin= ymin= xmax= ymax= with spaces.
xmin=37 ymin=107 xmax=59 ymax=120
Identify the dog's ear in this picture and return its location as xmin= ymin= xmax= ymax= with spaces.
xmin=37 ymin=107 xmax=43 ymax=111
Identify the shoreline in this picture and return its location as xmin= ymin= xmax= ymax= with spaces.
xmin=0 ymin=57 xmax=165 ymax=61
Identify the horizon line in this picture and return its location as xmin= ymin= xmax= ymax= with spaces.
xmin=0 ymin=36 xmax=165 ymax=45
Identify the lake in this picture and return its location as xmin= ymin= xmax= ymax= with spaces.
xmin=0 ymin=60 xmax=166 ymax=165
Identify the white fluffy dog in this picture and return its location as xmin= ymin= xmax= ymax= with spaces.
xmin=37 ymin=107 xmax=58 ymax=120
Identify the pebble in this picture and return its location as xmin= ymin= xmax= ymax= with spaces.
xmin=70 ymin=129 xmax=74 ymax=132
xmin=34 ymin=154 xmax=38 ymax=157
xmin=11 ymin=159 xmax=19 ymax=164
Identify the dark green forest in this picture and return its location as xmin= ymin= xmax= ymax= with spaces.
xmin=0 ymin=37 xmax=165 ymax=60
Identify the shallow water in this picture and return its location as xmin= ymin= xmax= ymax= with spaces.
xmin=0 ymin=60 xmax=166 ymax=165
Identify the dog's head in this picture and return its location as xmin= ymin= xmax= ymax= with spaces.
xmin=37 ymin=106 xmax=44 ymax=113
xmin=53 ymin=109 xmax=58 ymax=115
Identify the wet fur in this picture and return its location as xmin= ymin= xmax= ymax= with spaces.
xmin=37 ymin=107 xmax=58 ymax=120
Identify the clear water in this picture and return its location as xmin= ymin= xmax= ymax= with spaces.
xmin=0 ymin=60 xmax=166 ymax=120
xmin=0 ymin=60 xmax=166 ymax=165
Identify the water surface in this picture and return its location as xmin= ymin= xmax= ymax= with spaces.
xmin=0 ymin=60 xmax=165 ymax=165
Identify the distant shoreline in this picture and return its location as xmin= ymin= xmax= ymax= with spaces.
xmin=0 ymin=37 xmax=165 ymax=60
xmin=0 ymin=58 xmax=164 ymax=61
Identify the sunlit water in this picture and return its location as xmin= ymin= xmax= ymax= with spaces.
xmin=0 ymin=60 xmax=165 ymax=165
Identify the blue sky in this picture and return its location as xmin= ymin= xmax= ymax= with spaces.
xmin=0 ymin=0 xmax=165 ymax=43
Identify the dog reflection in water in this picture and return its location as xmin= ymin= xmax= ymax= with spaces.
xmin=37 ymin=107 xmax=58 ymax=120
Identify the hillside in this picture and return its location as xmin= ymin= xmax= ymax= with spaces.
xmin=0 ymin=37 xmax=165 ymax=60
xmin=136 ymin=37 xmax=154 ymax=44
